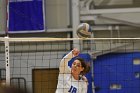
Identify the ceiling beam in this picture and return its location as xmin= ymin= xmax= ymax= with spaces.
xmin=98 ymin=15 xmax=140 ymax=27
xmin=81 ymin=8 xmax=140 ymax=15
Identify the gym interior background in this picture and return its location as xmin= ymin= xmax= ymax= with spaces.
xmin=0 ymin=0 xmax=140 ymax=93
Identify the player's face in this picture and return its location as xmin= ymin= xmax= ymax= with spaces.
xmin=71 ymin=60 xmax=84 ymax=75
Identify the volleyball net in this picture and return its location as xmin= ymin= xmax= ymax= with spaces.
xmin=0 ymin=37 xmax=140 ymax=93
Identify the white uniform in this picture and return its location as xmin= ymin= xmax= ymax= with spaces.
xmin=55 ymin=51 xmax=88 ymax=93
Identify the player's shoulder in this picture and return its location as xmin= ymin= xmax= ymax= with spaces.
xmin=81 ymin=76 xmax=89 ymax=86
xmin=82 ymin=76 xmax=88 ymax=82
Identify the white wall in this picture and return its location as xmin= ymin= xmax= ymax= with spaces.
xmin=0 ymin=0 xmax=6 ymax=33
xmin=9 ymin=51 xmax=66 ymax=92
xmin=0 ymin=51 xmax=63 ymax=92
xmin=0 ymin=53 xmax=5 ymax=68
xmin=45 ymin=0 xmax=70 ymax=28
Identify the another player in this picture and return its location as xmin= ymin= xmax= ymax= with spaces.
xmin=55 ymin=48 xmax=90 ymax=93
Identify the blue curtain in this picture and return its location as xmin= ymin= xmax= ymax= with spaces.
xmin=94 ymin=52 xmax=140 ymax=93
xmin=8 ymin=0 xmax=44 ymax=33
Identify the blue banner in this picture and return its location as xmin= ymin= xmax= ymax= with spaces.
xmin=8 ymin=0 xmax=45 ymax=33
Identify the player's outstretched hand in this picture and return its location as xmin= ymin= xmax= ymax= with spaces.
xmin=72 ymin=48 xmax=80 ymax=57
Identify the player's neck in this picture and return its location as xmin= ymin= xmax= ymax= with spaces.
xmin=72 ymin=74 xmax=79 ymax=80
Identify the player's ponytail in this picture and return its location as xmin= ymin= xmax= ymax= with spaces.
xmin=83 ymin=63 xmax=90 ymax=75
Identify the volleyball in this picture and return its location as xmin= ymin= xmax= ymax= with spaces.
xmin=76 ymin=23 xmax=92 ymax=38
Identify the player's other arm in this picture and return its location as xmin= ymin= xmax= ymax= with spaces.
xmin=59 ymin=48 xmax=79 ymax=73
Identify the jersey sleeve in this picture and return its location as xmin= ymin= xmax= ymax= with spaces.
xmin=81 ymin=82 xmax=88 ymax=93
xmin=81 ymin=76 xmax=88 ymax=93
xmin=59 ymin=51 xmax=74 ymax=73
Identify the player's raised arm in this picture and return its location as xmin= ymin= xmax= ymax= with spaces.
xmin=59 ymin=48 xmax=80 ymax=73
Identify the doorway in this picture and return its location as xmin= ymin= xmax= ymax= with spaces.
xmin=33 ymin=69 xmax=59 ymax=93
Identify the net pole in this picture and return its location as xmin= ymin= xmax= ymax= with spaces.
xmin=72 ymin=0 xmax=81 ymax=50
xmin=4 ymin=36 xmax=10 ymax=86
xmin=90 ymin=33 xmax=95 ymax=92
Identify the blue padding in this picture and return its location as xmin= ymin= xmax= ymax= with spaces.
xmin=94 ymin=52 xmax=140 ymax=93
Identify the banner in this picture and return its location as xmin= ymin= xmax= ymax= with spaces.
xmin=8 ymin=0 xmax=45 ymax=33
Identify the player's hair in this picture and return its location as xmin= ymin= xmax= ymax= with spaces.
xmin=75 ymin=57 xmax=90 ymax=75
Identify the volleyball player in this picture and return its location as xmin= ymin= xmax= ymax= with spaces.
xmin=55 ymin=48 xmax=90 ymax=93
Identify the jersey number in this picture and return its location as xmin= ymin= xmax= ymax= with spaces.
xmin=68 ymin=86 xmax=77 ymax=93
